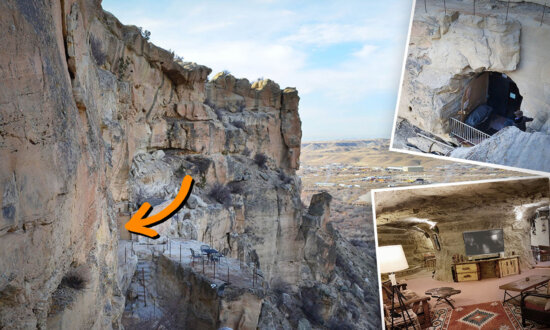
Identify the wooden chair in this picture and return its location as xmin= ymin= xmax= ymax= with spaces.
xmin=520 ymin=282 xmax=550 ymax=327
xmin=381 ymin=280 xmax=432 ymax=329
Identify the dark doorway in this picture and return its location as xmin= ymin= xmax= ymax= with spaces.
xmin=460 ymin=72 xmax=522 ymax=135
xmin=487 ymin=72 xmax=523 ymax=119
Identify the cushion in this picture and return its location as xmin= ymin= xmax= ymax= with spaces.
xmin=525 ymin=296 xmax=547 ymax=312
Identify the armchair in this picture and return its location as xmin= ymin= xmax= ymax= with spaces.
xmin=381 ymin=280 xmax=432 ymax=329
xmin=520 ymin=282 xmax=550 ymax=327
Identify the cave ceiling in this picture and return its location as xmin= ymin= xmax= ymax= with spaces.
xmin=375 ymin=177 xmax=549 ymax=227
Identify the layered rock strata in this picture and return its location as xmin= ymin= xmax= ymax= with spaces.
xmin=0 ymin=0 xmax=376 ymax=329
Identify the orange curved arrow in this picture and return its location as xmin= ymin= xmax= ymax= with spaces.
xmin=125 ymin=175 xmax=194 ymax=238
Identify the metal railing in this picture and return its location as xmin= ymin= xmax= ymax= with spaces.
xmin=449 ymin=117 xmax=491 ymax=146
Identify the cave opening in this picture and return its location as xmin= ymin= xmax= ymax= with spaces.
xmin=457 ymin=71 xmax=523 ymax=136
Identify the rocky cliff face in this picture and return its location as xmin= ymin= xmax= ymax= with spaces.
xmin=450 ymin=126 xmax=550 ymax=172
xmin=0 ymin=1 xmax=374 ymax=329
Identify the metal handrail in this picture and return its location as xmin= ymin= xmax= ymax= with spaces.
xmin=449 ymin=117 xmax=491 ymax=145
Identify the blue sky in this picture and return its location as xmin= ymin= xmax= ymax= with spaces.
xmin=102 ymin=0 xmax=413 ymax=141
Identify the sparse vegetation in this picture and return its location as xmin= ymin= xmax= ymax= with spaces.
xmin=89 ymin=36 xmax=106 ymax=66
xmin=117 ymin=56 xmax=131 ymax=80
xmin=300 ymin=287 xmax=324 ymax=325
xmin=242 ymin=147 xmax=251 ymax=157
xmin=278 ymin=171 xmax=292 ymax=184
xmin=227 ymin=181 xmax=245 ymax=194
xmin=138 ymin=27 xmax=151 ymax=40
xmin=61 ymin=267 xmax=89 ymax=290
xmin=231 ymin=120 xmax=246 ymax=130
xmin=208 ymin=183 xmax=232 ymax=207
xmin=254 ymin=153 xmax=268 ymax=168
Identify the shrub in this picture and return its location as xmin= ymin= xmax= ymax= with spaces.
xmin=231 ymin=120 xmax=246 ymax=130
xmin=89 ymin=36 xmax=106 ymax=66
xmin=61 ymin=267 xmax=89 ymax=290
xmin=300 ymin=287 xmax=324 ymax=325
xmin=242 ymin=148 xmax=251 ymax=157
xmin=227 ymin=181 xmax=245 ymax=194
xmin=209 ymin=183 xmax=232 ymax=207
xmin=222 ymin=69 xmax=231 ymax=75
xmin=138 ymin=27 xmax=151 ymax=40
xmin=254 ymin=153 xmax=268 ymax=168
xmin=271 ymin=278 xmax=292 ymax=295
xmin=278 ymin=172 xmax=293 ymax=184
xmin=117 ymin=57 xmax=131 ymax=80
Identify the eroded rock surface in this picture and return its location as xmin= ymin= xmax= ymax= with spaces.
xmin=451 ymin=126 xmax=550 ymax=172
xmin=0 ymin=0 xmax=376 ymax=329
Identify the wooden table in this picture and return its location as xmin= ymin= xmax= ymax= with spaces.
xmin=499 ymin=275 xmax=550 ymax=304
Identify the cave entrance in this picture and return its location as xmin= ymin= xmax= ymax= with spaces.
xmin=451 ymin=72 xmax=523 ymax=143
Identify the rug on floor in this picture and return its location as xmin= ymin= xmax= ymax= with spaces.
xmin=429 ymin=301 xmax=549 ymax=330
xmin=429 ymin=301 xmax=519 ymax=330
xmin=502 ymin=301 xmax=549 ymax=329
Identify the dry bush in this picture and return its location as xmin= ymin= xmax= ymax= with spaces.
xmin=278 ymin=172 xmax=293 ymax=184
xmin=254 ymin=153 xmax=268 ymax=168
xmin=209 ymin=183 xmax=232 ymax=207
xmin=61 ymin=267 xmax=89 ymax=290
xmin=227 ymin=181 xmax=245 ymax=194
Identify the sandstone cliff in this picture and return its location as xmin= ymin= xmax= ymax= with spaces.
xmin=0 ymin=1 xmax=376 ymax=329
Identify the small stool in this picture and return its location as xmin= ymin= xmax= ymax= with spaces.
xmin=425 ymin=287 xmax=461 ymax=309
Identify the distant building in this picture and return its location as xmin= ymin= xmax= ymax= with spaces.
xmin=403 ymin=166 xmax=424 ymax=172
xmin=386 ymin=166 xmax=404 ymax=172
xmin=315 ymin=182 xmax=336 ymax=187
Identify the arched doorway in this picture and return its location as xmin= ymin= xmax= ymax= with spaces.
xmin=458 ymin=71 xmax=523 ymax=135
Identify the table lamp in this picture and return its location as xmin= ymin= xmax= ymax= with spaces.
xmin=378 ymin=245 xmax=412 ymax=329
xmin=379 ymin=245 xmax=409 ymax=285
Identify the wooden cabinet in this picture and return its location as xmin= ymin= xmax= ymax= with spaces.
xmin=453 ymin=256 xmax=520 ymax=282
xmin=498 ymin=257 xmax=519 ymax=277
xmin=455 ymin=262 xmax=480 ymax=282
